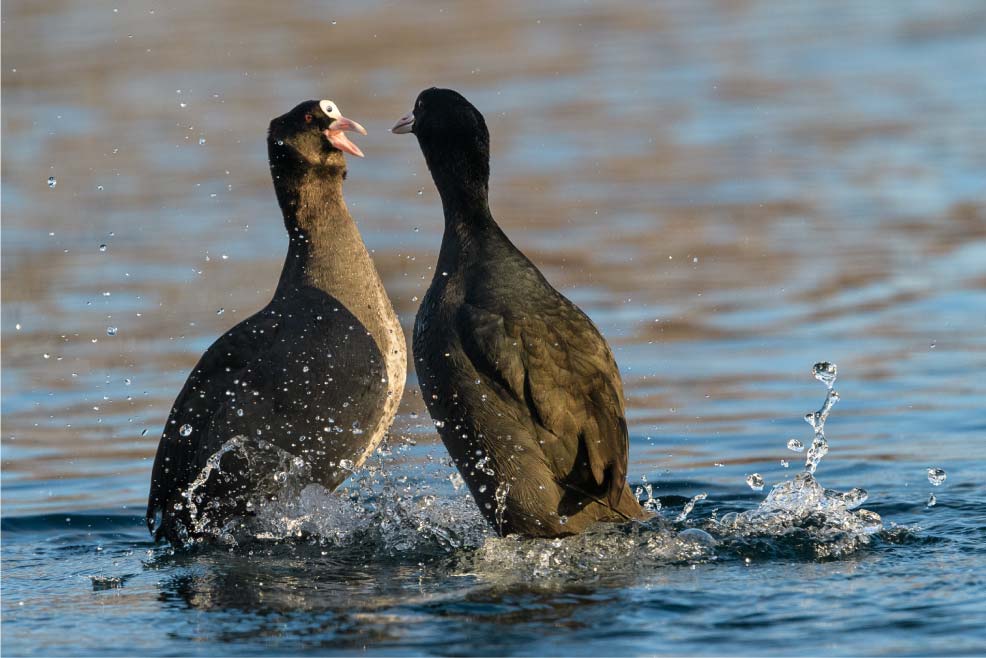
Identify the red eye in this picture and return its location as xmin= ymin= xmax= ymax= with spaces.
xmin=304 ymin=113 xmax=313 ymax=123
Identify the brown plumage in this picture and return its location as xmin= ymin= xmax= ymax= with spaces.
xmin=147 ymin=100 xmax=406 ymax=545
xmin=394 ymin=88 xmax=646 ymax=537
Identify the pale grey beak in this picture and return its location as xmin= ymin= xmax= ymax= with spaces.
xmin=391 ymin=111 xmax=414 ymax=134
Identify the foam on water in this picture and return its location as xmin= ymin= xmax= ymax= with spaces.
xmin=176 ymin=362 xmax=886 ymax=570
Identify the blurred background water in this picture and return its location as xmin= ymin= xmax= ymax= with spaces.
xmin=2 ymin=1 xmax=985 ymax=655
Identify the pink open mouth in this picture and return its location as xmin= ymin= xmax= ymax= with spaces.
xmin=323 ymin=117 xmax=367 ymax=158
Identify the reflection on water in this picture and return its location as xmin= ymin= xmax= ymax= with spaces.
xmin=2 ymin=0 xmax=986 ymax=655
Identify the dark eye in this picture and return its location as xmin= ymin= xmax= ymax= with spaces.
xmin=324 ymin=106 xmax=334 ymax=113
xmin=304 ymin=113 xmax=313 ymax=123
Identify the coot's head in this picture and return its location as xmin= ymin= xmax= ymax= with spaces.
xmin=269 ymin=99 xmax=367 ymax=167
xmin=392 ymin=88 xmax=490 ymax=193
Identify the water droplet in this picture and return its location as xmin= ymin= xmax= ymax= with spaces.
xmin=216 ymin=307 xmax=224 ymax=315
xmin=433 ymin=420 xmax=445 ymax=428
xmin=338 ymin=458 xmax=354 ymax=470
xmin=236 ymin=408 xmax=244 ymax=417
xmin=413 ymin=226 xmax=420 ymax=232
xmin=927 ymin=493 xmax=937 ymax=507
xmin=842 ymin=487 xmax=868 ymax=509
xmin=448 ymin=472 xmax=464 ymax=491
xmin=179 ymin=424 xmax=193 ymax=437
xmin=927 ymin=467 xmax=946 ymax=486
xmin=106 ymin=326 xmax=118 ymax=336
xmin=42 ymin=353 xmax=51 ymax=359
xmin=746 ymin=473 xmax=765 ymax=491
xmin=781 ymin=459 xmax=790 ymax=468
xmin=416 ymin=189 xmax=423 ymax=196
xmin=302 ymin=365 xmax=309 ymax=373
xmin=47 ymin=176 xmax=57 ymax=189
xmin=179 ymin=102 xmax=187 ymax=108
xmin=198 ymin=137 xmax=206 ymax=145
xmin=478 ymin=484 xmax=487 ymax=493
xmin=15 ymin=323 xmax=22 ymax=331
xmin=812 ymin=361 xmax=837 ymax=388
xmin=675 ymin=492 xmax=707 ymax=522
xmin=97 ymin=185 xmax=104 ymax=191
xmin=787 ymin=438 xmax=804 ymax=452
xmin=558 ymin=515 xmax=568 ymax=525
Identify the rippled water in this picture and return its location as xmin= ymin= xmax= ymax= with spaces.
xmin=3 ymin=1 xmax=985 ymax=655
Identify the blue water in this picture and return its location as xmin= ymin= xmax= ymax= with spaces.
xmin=3 ymin=0 xmax=986 ymax=655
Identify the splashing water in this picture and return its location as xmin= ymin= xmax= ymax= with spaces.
xmin=812 ymin=361 xmax=837 ymax=388
xmin=169 ymin=362 xmax=887 ymax=569
xmin=635 ymin=482 xmax=661 ymax=512
xmin=804 ymin=362 xmax=840 ymax=474
xmin=675 ymin=492 xmax=707 ymax=522
xmin=710 ymin=362 xmax=884 ymax=559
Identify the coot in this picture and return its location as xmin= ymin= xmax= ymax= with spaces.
xmin=147 ymin=99 xmax=406 ymax=545
xmin=392 ymin=88 xmax=645 ymax=537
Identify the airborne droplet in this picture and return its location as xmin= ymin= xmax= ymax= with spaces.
xmin=927 ymin=467 xmax=946 ymax=486
xmin=47 ymin=176 xmax=57 ymax=189
xmin=811 ymin=361 xmax=837 ymax=388
xmin=786 ymin=438 xmax=804 ymax=452
xmin=179 ymin=424 xmax=193 ymax=437
xmin=746 ymin=473 xmax=765 ymax=491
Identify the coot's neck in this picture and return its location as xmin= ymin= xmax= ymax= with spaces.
xmin=420 ymin=136 xmax=494 ymax=229
xmin=270 ymin=159 xmax=381 ymax=316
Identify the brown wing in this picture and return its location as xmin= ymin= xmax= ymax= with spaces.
xmin=457 ymin=299 xmax=629 ymax=507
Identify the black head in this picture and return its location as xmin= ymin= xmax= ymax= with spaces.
xmin=268 ymin=99 xmax=367 ymax=169
xmin=392 ymin=88 xmax=490 ymax=198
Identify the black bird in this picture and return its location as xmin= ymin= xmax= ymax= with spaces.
xmin=392 ymin=88 xmax=646 ymax=537
xmin=147 ymin=100 xmax=406 ymax=545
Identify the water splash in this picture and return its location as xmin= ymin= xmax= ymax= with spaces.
xmin=710 ymin=362 xmax=883 ymax=559
xmin=172 ymin=362 xmax=885 ymax=568
xmin=635 ymin=483 xmax=661 ymax=512
xmin=812 ymin=361 xmax=837 ymax=388
xmin=675 ymin=492 xmax=707 ymax=522
xmin=804 ymin=362 xmax=840 ymax=474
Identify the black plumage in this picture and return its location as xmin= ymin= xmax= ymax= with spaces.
xmin=393 ymin=88 xmax=646 ymax=537
xmin=147 ymin=100 xmax=406 ymax=545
